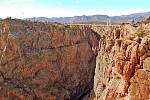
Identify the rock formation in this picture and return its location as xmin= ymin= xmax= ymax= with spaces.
xmin=0 ymin=19 xmax=100 ymax=100
xmin=1 ymin=17 xmax=150 ymax=100
xmin=93 ymin=23 xmax=150 ymax=100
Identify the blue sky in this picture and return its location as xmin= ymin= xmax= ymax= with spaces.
xmin=0 ymin=0 xmax=150 ymax=18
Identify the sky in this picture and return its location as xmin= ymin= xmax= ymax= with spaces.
xmin=0 ymin=0 xmax=150 ymax=18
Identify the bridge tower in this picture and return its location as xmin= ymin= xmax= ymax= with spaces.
xmin=106 ymin=18 xmax=111 ymax=33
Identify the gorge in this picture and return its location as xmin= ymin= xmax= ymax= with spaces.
xmin=0 ymin=18 xmax=150 ymax=100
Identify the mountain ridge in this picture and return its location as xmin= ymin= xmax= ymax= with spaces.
xmin=25 ymin=11 xmax=150 ymax=23
xmin=1 ymin=11 xmax=150 ymax=23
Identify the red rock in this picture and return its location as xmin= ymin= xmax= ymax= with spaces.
xmin=0 ymin=19 xmax=100 ymax=100
xmin=93 ymin=23 xmax=150 ymax=100
xmin=129 ymin=69 xmax=150 ymax=100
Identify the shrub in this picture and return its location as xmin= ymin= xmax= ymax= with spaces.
xmin=135 ymin=28 xmax=145 ymax=37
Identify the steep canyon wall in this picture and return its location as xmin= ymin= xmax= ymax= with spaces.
xmin=0 ymin=19 xmax=100 ymax=100
xmin=93 ymin=23 xmax=150 ymax=100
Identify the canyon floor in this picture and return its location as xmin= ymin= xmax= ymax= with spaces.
xmin=0 ymin=18 xmax=150 ymax=100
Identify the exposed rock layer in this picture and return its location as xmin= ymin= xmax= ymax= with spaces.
xmin=0 ymin=19 xmax=100 ymax=100
xmin=1 ymin=18 xmax=150 ymax=100
xmin=93 ymin=23 xmax=150 ymax=100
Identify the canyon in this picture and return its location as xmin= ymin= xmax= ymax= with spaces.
xmin=0 ymin=18 xmax=150 ymax=100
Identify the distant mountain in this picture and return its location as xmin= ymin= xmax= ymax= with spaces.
xmin=111 ymin=12 xmax=150 ymax=23
xmin=25 ymin=15 xmax=110 ymax=23
xmin=25 ymin=11 xmax=150 ymax=23
xmin=25 ymin=17 xmax=54 ymax=22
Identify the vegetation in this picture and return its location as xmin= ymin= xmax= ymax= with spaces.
xmin=135 ymin=28 xmax=145 ymax=37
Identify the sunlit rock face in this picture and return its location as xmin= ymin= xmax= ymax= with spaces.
xmin=93 ymin=23 xmax=150 ymax=100
xmin=0 ymin=19 xmax=100 ymax=100
xmin=1 ymin=18 xmax=150 ymax=100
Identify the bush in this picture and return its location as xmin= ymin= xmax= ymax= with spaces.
xmin=135 ymin=28 xmax=145 ymax=37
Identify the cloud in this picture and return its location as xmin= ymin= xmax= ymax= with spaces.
xmin=7 ymin=0 xmax=33 ymax=4
xmin=0 ymin=5 xmax=149 ymax=19
xmin=0 ymin=6 xmax=77 ymax=18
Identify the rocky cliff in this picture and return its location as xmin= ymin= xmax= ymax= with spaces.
xmin=0 ymin=19 xmax=100 ymax=100
xmin=1 ymin=18 xmax=150 ymax=100
xmin=93 ymin=22 xmax=150 ymax=100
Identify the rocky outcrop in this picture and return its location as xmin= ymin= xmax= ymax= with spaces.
xmin=93 ymin=24 xmax=150 ymax=100
xmin=0 ymin=19 xmax=100 ymax=100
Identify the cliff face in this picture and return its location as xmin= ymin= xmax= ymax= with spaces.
xmin=0 ymin=19 xmax=100 ymax=100
xmin=93 ymin=23 xmax=150 ymax=100
xmin=1 ymin=18 xmax=150 ymax=100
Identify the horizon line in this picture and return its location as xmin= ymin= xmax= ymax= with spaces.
xmin=0 ymin=9 xmax=150 ymax=19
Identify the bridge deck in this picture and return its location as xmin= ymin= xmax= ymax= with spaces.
xmin=65 ymin=24 xmax=120 ymax=27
